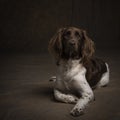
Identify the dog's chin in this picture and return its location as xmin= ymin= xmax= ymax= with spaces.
xmin=62 ymin=47 xmax=80 ymax=60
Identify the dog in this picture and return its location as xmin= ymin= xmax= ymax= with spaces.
xmin=48 ymin=27 xmax=109 ymax=117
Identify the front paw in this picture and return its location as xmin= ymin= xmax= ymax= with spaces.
xmin=70 ymin=108 xmax=84 ymax=117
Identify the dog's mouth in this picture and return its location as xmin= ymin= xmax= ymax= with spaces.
xmin=62 ymin=45 xmax=80 ymax=59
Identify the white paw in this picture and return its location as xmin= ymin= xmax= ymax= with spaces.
xmin=49 ymin=76 xmax=56 ymax=82
xmin=70 ymin=108 xmax=84 ymax=117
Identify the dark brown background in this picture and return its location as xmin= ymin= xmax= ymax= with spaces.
xmin=0 ymin=0 xmax=120 ymax=53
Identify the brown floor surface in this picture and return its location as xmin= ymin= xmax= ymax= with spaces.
xmin=0 ymin=49 xmax=120 ymax=120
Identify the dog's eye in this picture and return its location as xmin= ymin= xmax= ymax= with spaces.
xmin=75 ymin=31 xmax=80 ymax=36
xmin=65 ymin=31 xmax=71 ymax=36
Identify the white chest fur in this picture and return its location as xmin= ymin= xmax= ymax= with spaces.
xmin=56 ymin=59 xmax=86 ymax=91
xmin=58 ymin=59 xmax=85 ymax=79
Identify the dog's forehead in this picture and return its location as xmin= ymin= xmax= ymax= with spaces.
xmin=66 ymin=27 xmax=82 ymax=32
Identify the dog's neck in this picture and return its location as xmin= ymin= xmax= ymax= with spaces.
xmin=57 ymin=58 xmax=81 ymax=68
xmin=61 ymin=53 xmax=81 ymax=60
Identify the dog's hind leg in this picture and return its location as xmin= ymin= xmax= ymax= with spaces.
xmin=97 ymin=63 xmax=110 ymax=88
xmin=49 ymin=76 xmax=57 ymax=82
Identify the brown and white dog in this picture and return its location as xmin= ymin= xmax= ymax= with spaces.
xmin=48 ymin=27 xmax=109 ymax=116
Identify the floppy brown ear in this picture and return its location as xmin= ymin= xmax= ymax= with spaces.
xmin=81 ymin=30 xmax=95 ymax=63
xmin=48 ymin=28 xmax=66 ymax=60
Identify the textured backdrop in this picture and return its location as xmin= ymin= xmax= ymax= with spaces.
xmin=0 ymin=0 xmax=120 ymax=52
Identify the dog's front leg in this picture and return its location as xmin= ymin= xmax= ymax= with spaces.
xmin=54 ymin=89 xmax=79 ymax=104
xmin=70 ymin=78 xmax=94 ymax=116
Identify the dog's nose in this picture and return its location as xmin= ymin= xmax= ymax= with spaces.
xmin=69 ymin=40 xmax=75 ymax=46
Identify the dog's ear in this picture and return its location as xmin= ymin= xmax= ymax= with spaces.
xmin=48 ymin=28 xmax=66 ymax=60
xmin=81 ymin=30 xmax=95 ymax=63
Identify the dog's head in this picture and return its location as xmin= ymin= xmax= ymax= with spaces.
xmin=48 ymin=27 xmax=95 ymax=63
